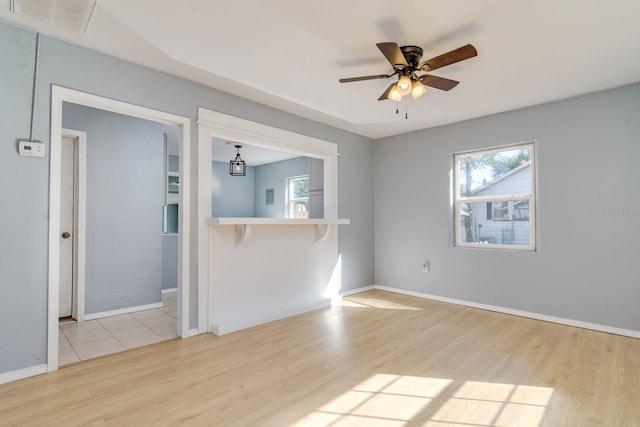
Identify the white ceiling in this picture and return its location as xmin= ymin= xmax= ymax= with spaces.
xmin=211 ymin=138 xmax=300 ymax=166
xmin=2 ymin=0 xmax=640 ymax=139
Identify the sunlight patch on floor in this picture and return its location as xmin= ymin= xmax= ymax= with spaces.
xmin=428 ymin=382 xmax=553 ymax=426
xmin=291 ymin=374 xmax=553 ymax=426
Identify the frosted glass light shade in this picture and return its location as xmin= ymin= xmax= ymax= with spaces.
xmin=396 ymin=75 xmax=412 ymax=96
xmin=411 ymin=80 xmax=427 ymax=99
xmin=388 ymin=85 xmax=403 ymax=102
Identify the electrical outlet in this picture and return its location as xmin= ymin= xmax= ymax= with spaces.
xmin=422 ymin=261 xmax=430 ymax=272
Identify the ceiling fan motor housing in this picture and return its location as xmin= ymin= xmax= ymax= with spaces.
xmin=399 ymin=45 xmax=424 ymax=70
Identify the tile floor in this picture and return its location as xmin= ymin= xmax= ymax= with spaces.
xmin=59 ymin=291 xmax=178 ymax=366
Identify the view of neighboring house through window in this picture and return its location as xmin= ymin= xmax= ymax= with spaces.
xmin=287 ymin=175 xmax=309 ymax=218
xmin=454 ymin=142 xmax=535 ymax=250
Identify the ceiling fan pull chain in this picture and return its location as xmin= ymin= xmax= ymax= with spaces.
xmin=396 ymin=103 xmax=399 ymax=114
xmin=405 ymin=96 xmax=408 ymax=120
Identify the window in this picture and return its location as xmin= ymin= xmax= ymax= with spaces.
xmin=454 ymin=143 xmax=535 ymax=250
xmin=287 ymin=175 xmax=309 ymax=218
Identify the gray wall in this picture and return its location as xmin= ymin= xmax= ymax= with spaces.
xmin=212 ymin=157 xmax=313 ymax=218
xmin=0 ymin=20 xmax=374 ymax=374
xmin=375 ymin=83 xmax=640 ymax=331
xmin=62 ymin=103 xmax=164 ymax=313
xmin=0 ymin=23 xmax=46 ymax=370
xmin=212 ymin=161 xmax=256 ymax=217
xmin=162 ymin=234 xmax=178 ymax=290
xmin=254 ymin=157 xmax=309 ymax=218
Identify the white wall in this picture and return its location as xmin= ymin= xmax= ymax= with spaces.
xmin=375 ymin=83 xmax=640 ymax=332
xmin=208 ymin=226 xmax=339 ymax=334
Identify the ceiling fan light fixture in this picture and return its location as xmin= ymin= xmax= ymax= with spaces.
xmin=411 ymin=80 xmax=427 ymax=99
xmin=396 ymin=75 xmax=412 ymax=96
xmin=388 ymin=85 xmax=403 ymax=102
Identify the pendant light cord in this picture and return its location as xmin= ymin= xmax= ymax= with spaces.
xmin=29 ymin=33 xmax=40 ymax=142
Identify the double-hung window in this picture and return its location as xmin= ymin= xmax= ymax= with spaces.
xmin=287 ymin=175 xmax=309 ymax=218
xmin=454 ymin=142 xmax=536 ymax=250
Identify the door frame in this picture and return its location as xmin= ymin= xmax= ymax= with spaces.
xmin=48 ymin=86 xmax=192 ymax=371
xmin=60 ymin=128 xmax=87 ymax=321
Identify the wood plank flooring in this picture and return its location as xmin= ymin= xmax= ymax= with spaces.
xmin=1 ymin=290 xmax=639 ymax=426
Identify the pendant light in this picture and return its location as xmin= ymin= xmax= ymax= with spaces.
xmin=229 ymin=144 xmax=246 ymax=176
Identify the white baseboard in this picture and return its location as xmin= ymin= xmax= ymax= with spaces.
xmin=0 ymin=364 xmax=47 ymax=385
xmin=341 ymin=285 xmax=376 ymax=297
xmin=161 ymin=288 xmax=177 ymax=294
xmin=212 ymin=299 xmax=332 ymax=336
xmin=187 ymin=328 xmax=199 ymax=337
xmin=84 ymin=302 xmax=163 ymax=321
xmin=375 ymin=285 xmax=640 ymax=339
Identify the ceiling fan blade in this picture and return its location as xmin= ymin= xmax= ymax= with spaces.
xmin=339 ymin=74 xmax=392 ymax=83
xmin=418 ymin=74 xmax=460 ymax=91
xmin=377 ymin=42 xmax=408 ymax=69
xmin=419 ymin=44 xmax=477 ymax=71
xmin=377 ymin=82 xmax=397 ymax=101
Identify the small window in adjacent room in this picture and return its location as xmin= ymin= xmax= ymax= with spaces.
xmin=287 ymin=175 xmax=309 ymax=218
xmin=454 ymin=142 xmax=535 ymax=250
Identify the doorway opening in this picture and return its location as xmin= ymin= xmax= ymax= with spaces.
xmin=48 ymin=86 xmax=192 ymax=371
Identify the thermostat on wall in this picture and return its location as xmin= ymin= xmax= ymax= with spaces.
xmin=18 ymin=140 xmax=46 ymax=158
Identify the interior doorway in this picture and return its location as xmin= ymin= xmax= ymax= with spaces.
xmin=48 ymin=86 xmax=193 ymax=372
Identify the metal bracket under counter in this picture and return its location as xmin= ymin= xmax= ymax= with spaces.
xmin=206 ymin=217 xmax=350 ymax=247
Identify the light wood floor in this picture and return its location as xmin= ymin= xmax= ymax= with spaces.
xmin=1 ymin=290 xmax=639 ymax=426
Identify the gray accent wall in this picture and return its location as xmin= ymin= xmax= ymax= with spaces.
xmin=0 ymin=23 xmax=46 ymax=371
xmin=162 ymin=234 xmax=178 ymax=290
xmin=254 ymin=157 xmax=309 ymax=218
xmin=212 ymin=161 xmax=256 ymax=217
xmin=62 ymin=103 xmax=164 ymax=313
xmin=0 ymin=20 xmax=374 ymax=374
xmin=375 ymin=83 xmax=640 ymax=331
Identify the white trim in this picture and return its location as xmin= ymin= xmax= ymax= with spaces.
xmin=0 ymin=365 xmax=48 ymax=385
xmin=188 ymin=328 xmax=200 ymax=337
xmin=340 ymin=285 xmax=376 ymax=297
xmin=197 ymin=108 xmax=341 ymax=335
xmin=374 ymin=286 xmax=640 ymax=339
xmin=83 ymin=302 xmax=163 ymax=321
xmin=196 ymin=111 xmax=212 ymax=334
xmin=207 ymin=217 xmax=350 ymax=225
xmin=197 ymin=110 xmax=338 ymax=159
xmin=161 ymin=288 xmax=178 ymax=294
xmin=211 ymin=299 xmax=331 ymax=336
xmin=49 ymin=86 xmax=192 ymax=373
xmin=207 ymin=218 xmax=349 ymax=246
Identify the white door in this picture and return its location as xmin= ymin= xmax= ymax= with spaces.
xmin=59 ymin=135 xmax=75 ymax=318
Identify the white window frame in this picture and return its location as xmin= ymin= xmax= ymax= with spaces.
xmin=287 ymin=175 xmax=309 ymax=218
xmin=453 ymin=142 xmax=536 ymax=251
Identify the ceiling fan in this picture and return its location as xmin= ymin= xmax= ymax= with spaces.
xmin=339 ymin=42 xmax=477 ymax=102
